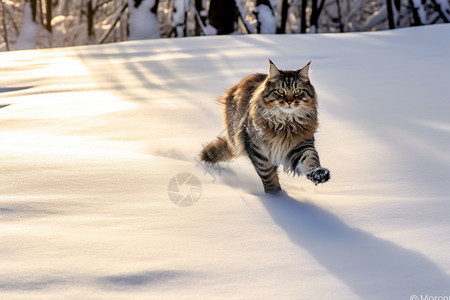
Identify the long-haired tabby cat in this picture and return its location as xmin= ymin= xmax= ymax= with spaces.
xmin=200 ymin=60 xmax=330 ymax=194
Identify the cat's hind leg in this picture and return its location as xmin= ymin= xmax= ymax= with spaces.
xmin=200 ymin=136 xmax=234 ymax=164
xmin=253 ymin=162 xmax=282 ymax=194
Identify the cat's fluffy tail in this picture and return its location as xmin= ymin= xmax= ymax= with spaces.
xmin=200 ymin=136 xmax=234 ymax=164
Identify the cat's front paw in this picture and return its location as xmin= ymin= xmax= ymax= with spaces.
xmin=306 ymin=167 xmax=330 ymax=185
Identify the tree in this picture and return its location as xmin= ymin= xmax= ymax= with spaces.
xmin=45 ymin=0 xmax=51 ymax=32
xmin=277 ymin=0 xmax=289 ymax=33
xmin=300 ymin=0 xmax=307 ymax=33
xmin=208 ymin=0 xmax=237 ymax=34
xmin=387 ymin=0 xmax=401 ymax=28
xmin=194 ymin=0 xmax=206 ymax=35
xmin=1 ymin=0 xmax=10 ymax=50
xmin=99 ymin=1 xmax=129 ymax=44
xmin=431 ymin=0 xmax=450 ymax=22
xmin=172 ymin=0 xmax=187 ymax=36
xmin=2 ymin=0 xmax=450 ymax=52
xmin=336 ymin=0 xmax=344 ymax=32
xmin=310 ymin=0 xmax=326 ymax=33
xmin=409 ymin=0 xmax=427 ymax=26
xmin=87 ymin=0 xmax=95 ymax=39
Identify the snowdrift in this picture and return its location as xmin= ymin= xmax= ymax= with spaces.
xmin=1 ymin=25 xmax=450 ymax=299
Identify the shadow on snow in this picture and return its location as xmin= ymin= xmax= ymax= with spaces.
xmin=0 ymin=270 xmax=189 ymax=291
xmin=261 ymin=193 xmax=450 ymax=299
xmin=0 ymin=86 xmax=33 ymax=94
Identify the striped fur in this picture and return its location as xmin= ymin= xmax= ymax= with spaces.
xmin=200 ymin=136 xmax=233 ymax=163
xmin=200 ymin=60 xmax=330 ymax=193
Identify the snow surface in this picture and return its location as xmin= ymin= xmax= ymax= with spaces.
xmin=1 ymin=25 xmax=450 ymax=299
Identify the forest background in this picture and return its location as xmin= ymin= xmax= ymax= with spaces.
xmin=1 ymin=0 xmax=449 ymax=51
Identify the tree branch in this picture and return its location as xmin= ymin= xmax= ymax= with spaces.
xmin=98 ymin=1 xmax=128 ymax=44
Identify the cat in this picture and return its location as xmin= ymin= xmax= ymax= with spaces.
xmin=200 ymin=60 xmax=330 ymax=194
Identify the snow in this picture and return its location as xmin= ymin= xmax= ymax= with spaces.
xmin=128 ymin=0 xmax=159 ymax=40
xmin=254 ymin=4 xmax=277 ymax=34
xmin=204 ymin=24 xmax=218 ymax=36
xmin=411 ymin=0 xmax=427 ymax=24
xmin=235 ymin=0 xmax=255 ymax=34
xmin=14 ymin=2 xmax=38 ymax=50
xmin=172 ymin=0 xmax=188 ymax=37
xmin=435 ymin=0 xmax=450 ymax=20
xmin=364 ymin=6 xmax=387 ymax=29
xmin=1 ymin=24 xmax=450 ymax=298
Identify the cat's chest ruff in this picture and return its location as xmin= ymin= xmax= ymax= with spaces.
xmin=254 ymin=120 xmax=310 ymax=166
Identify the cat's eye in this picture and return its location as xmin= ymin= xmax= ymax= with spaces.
xmin=294 ymin=89 xmax=303 ymax=95
xmin=277 ymin=89 xmax=285 ymax=95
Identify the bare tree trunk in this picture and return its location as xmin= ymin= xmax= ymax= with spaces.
xmin=208 ymin=0 xmax=236 ymax=34
xmin=277 ymin=0 xmax=289 ymax=33
xmin=430 ymin=0 xmax=449 ymax=22
xmin=194 ymin=0 xmax=203 ymax=35
xmin=152 ymin=0 xmax=160 ymax=14
xmin=45 ymin=0 xmax=52 ymax=32
xmin=87 ymin=0 xmax=94 ymax=38
xmin=386 ymin=0 xmax=401 ymax=28
xmin=99 ymin=1 xmax=128 ymax=44
xmin=3 ymin=1 xmax=19 ymax=34
xmin=310 ymin=0 xmax=318 ymax=32
xmin=409 ymin=0 xmax=426 ymax=25
xmin=336 ymin=0 xmax=344 ymax=32
xmin=38 ymin=0 xmax=43 ymax=26
xmin=301 ymin=0 xmax=307 ymax=33
xmin=1 ymin=0 xmax=10 ymax=50
xmin=310 ymin=0 xmax=325 ymax=32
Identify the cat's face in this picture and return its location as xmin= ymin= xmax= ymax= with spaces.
xmin=261 ymin=61 xmax=317 ymax=115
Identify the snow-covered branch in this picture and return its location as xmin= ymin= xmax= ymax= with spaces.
xmin=1 ymin=0 xmax=449 ymax=51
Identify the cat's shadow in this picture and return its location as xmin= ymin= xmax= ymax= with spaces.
xmin=260 ymin=193 xmax=450 ymax=299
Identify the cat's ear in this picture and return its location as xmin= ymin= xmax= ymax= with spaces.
xmin=297 ymin=61 xmax=311 ymax=80
xmin=268 ymin=59 xmax=280 ymax=80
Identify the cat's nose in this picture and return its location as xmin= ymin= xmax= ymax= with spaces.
xmin=286 ymin=100 xmax=293 ymax=105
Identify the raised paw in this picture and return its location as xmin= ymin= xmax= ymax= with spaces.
xmin=306 ymin=167 xmax=330 ymax=185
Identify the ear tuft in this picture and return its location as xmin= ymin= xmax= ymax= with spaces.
xmin=298 ymin=61 xmax=311 ymax=80
xmin=268 ymin=59 xmax=280 ymax=79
